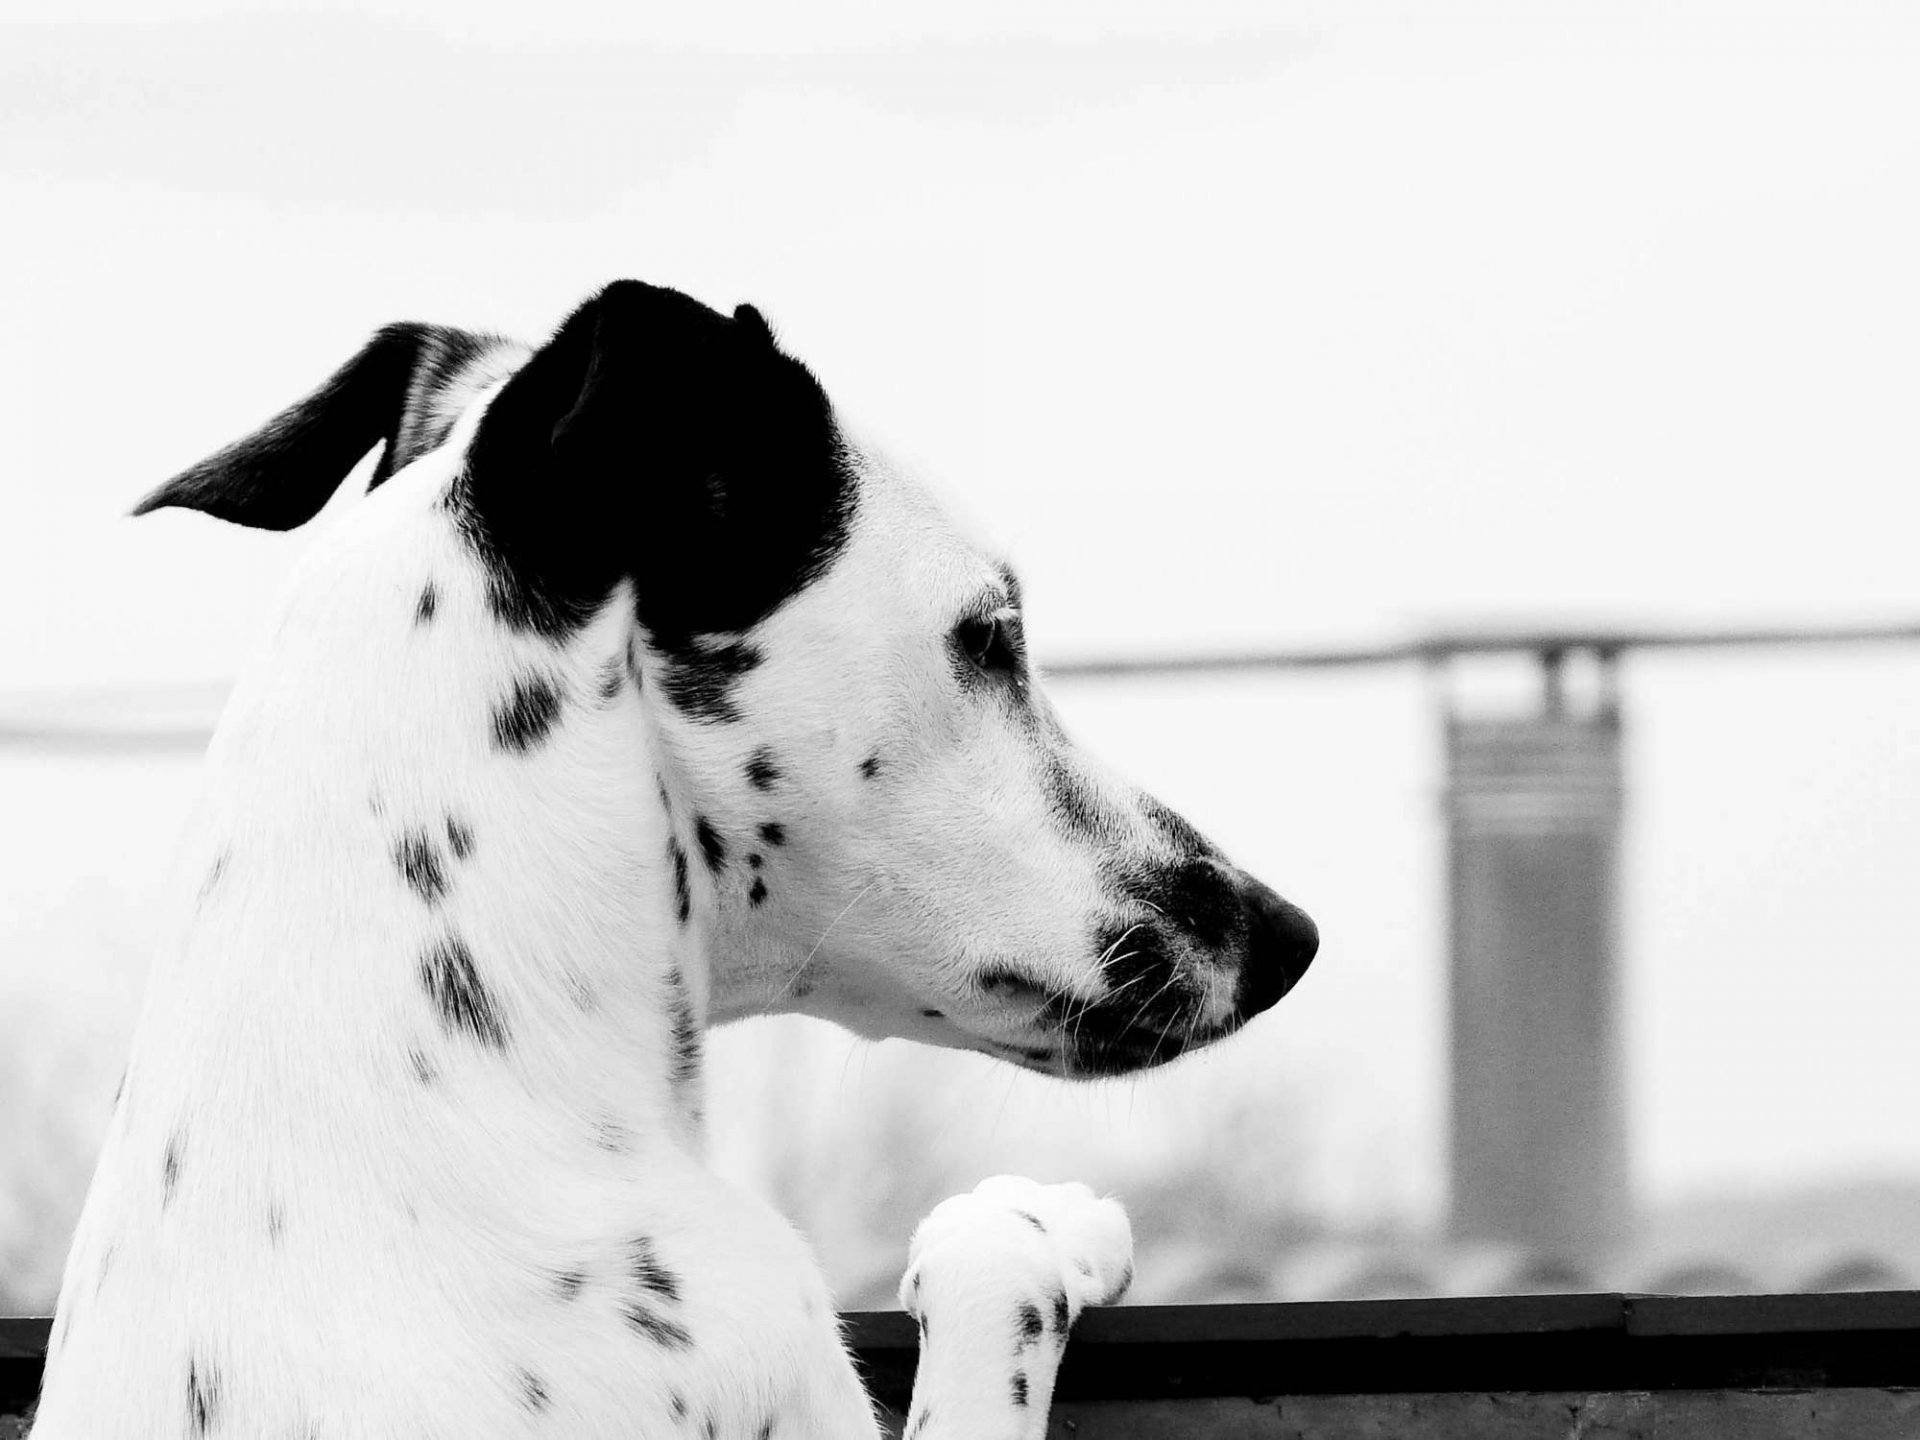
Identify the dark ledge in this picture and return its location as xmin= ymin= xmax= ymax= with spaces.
xmin=11 ymin=1293 xmax=1920 ymax=1415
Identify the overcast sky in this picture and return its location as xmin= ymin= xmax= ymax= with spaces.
xmin=5 ymin=1 xmax=1920 ymax=1223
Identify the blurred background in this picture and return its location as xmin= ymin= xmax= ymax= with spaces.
xmin=4 ymin=0 xmax=1920 ymax=1315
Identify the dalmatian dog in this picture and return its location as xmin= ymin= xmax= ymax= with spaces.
xmin=30 ymin=281 xmax=1318 ymax=1438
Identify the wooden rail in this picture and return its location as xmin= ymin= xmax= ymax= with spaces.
xmin=10 ymin=1293 xmax=1920 ymax=1436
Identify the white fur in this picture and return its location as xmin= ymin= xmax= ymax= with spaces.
xmin=33 ymin=379 xmax=1159 ymax=1437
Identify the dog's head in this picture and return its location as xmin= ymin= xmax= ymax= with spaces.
xmin=135 ymin=281 xmax=1317 ymax=1078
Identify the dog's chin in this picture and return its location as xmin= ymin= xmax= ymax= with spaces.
xmin=965 ymin=1012 xmax=1240 ymax=1081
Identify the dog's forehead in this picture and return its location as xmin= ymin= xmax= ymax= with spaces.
xmin=839 ymin=434 xmax=1016 ymax=613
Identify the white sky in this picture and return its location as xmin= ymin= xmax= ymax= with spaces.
xmin=5 ymin=1 xmax=1920 ymax=1228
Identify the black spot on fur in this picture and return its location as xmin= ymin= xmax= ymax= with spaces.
xmin=197 ymin=850 xmax=229 ymax=907
xmin=693 ymin=815 xmax=726 ymax=874
xmin=745 ymin=746 xmax=781 ymax=790
xmin=757 ymin=1422 xmax=774 ymax=1440
xmin=414 ymin=582 xmax=438 ymax=625
xmin=266 ymin=1201 xmax=285 ymax=1245
xmin=1043 ymin=753 xmax=1104 ymax=836
xmin=748 ymin=878 xmax=768 ymax=907
xmin=491 ymin=673 xmax=563 ymax=753
xmin=758 ymin=821 xmax=785 ymax=847
xmin=445 ymin=815 xmax=475 ymax=861
xmin=661 ymin=640 xmax=762 ymax=723
xmin=747 ymin=852 xmax=763 ymax=871
xmin=859 ymin=753 xmax=881 ymax=780
xmin=162 ymin=1130 xmax=183 ymax=1208
xmin=622 ymin=1302 xmax=692 ymax=1349
xmin=1140 ymin=793 xmax=1214 ymax=858
xmin=1052 ymin=1288 xmax=1071 ymax=1334
xmin=1011 ymin=1371 xmax=1029 ymax=1407
xmin=187 ymin=1355 xmax=220 ymax=1435
xmin=419 ymin=934 xmax=508 ymax=1048
xmin=921 ymin=1008 xmax=943 ymax=1019
xmin=702 ymin=1414 xmax=718 ymax=1440
xmin=518 ymin=1369 xmax=550 ymax=1413
xmin=596 ymin=1118 xmax=631 ymax=1153
xmin=454 ymin=283 xmax=856 ymax=647
xmin=1017 ymin=1209 xmax=1047 ymax=1234
xmin=555 ymin=1268 xmax=586 ymax=1300
xmin=393 ymin=829 xmax=449 ymax=905
xmin=668 ymin=970 xmax=702 ymax=1085
xmin=630 ymin=1236 xmax=681 ymax=1302
xmin=1018 ymin=1301 xmax=1044 ymax=1345
xmin=669 ymin=1391 xmax=690 ymax=1422
xmin=598 ymin=655 xmax=626 ymax=703
xmin=668 ymin=837 xmax=691 ymax=924
xmin=408 ymin=1046 xmax=437 ymax=1085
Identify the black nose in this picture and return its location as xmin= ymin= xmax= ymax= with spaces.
xmin=1234 ymin=878 xmax=1319 ymax=1018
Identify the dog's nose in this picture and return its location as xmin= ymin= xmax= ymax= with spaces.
xmin=1234 ymin=877 xmax=1318 ymax=1019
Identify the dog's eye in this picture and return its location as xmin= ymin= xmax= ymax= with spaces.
xmin=955 ymin=611 xmax=1020 ymax=677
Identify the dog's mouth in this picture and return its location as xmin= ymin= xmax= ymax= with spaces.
xmin=949 ymin=864 xmax=1318 ymax=1080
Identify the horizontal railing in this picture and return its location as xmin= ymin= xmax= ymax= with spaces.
xmin=10 ymin=1293 xmax=1920 ymax=1436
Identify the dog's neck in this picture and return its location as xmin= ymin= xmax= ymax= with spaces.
xmin=132 ymin=462 xmax=721 ymax=1214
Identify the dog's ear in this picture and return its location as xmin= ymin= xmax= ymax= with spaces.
xmin=464 ymin=281 xmax=854 ymax=643
xmin=131 ymin=323 xmax=501 ymax=530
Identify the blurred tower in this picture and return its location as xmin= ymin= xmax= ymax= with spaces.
xmin=1445 ymin=646 xmax=1628 ymax=1264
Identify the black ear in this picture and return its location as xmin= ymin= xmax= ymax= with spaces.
xmin=132 ymin=323 xmax=503 ymax=530
xmin=462 ymin=281 xmax=855 ymax=645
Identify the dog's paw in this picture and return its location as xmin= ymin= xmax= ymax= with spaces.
xmin=899 ymin=1175 xmax=1134 ymax=1333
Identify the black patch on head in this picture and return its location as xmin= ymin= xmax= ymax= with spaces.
xmin=267 ymin=1201 xmax=285 ymax=1245
xmin=408 ymin=1046 xmax=437 ymax=1085
xmin=518 ymin=1369 xmax=550 ymax=1413
xmin=1052 ymin=1288 xmax=1071 ymax=1334
xmin=598 ymin=655 xmax=627 ymax=703
xmin=445 ymin=814 xmax=475 ymax=861
xmin=453 ymin=282 xmax=857 ymax=650
xmin=661 ymin=639 xmax=762 ymax=724
xmin=758 ymin=821 xmax=786 ymax=847
xmin=1011 ymin=1371 xmax=1029 ymax=1407
xmin=1018 ymin=1302 xmax=1044 ymax=1345
xmin=745 ymin=746 xmax=781 ymax=791
xmin=858 ymin=753 xmax=881 ymax=780
xmin=622 ymin=1302 xmax=692 ymax=1349
xmin=492 ymin=673 xmax=563 ymax=753
xmin=419 ymin=934 xmax=509 ymax=1048
xmin=693 ymin=815 xmax=726 ymax=874
xmin=1043 ymin=753 xmax=1105 ymax=837
xmin=414 ymin=582 xmax=438 ymax=625
xmin=668 ymin=837 xmax=691 ymax=923
xmin=393 ymin=829 xmax=450 ymax=905
xmin=131 ymin=322 xmax=505 ymax=533
xmin=748 ymin=878 xmax=768 ymax=907
xmin=187 ymin=1355 xmax=220 ymax=1435
xmin=162 ymin=1130 xmax=183 ymax=1207
xmin=555 ymin=1267 xmax=586 ymax=1300
xmin=1017 ymin=1209 xmax=1047 ymax=1234
xmin=630 ymin=1236 xmax=681 ymax=1302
